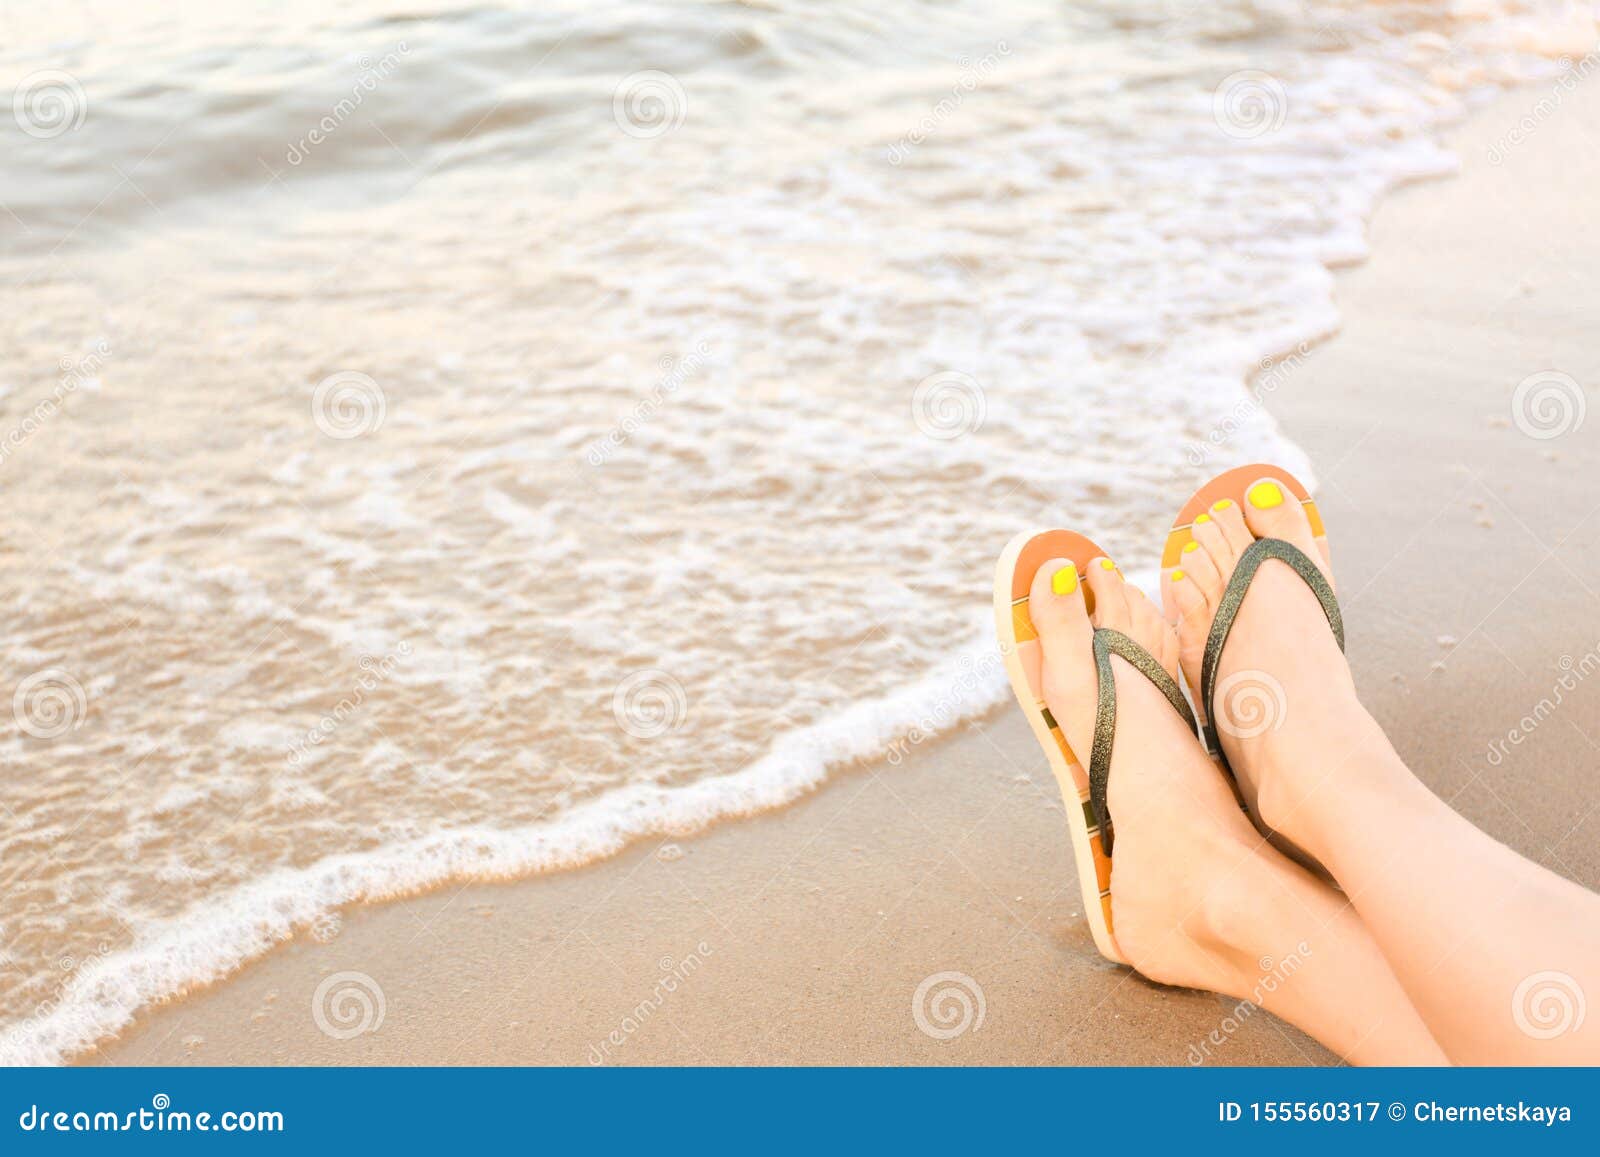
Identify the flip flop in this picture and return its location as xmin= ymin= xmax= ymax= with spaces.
xmin=993 ymin=528 xmax=1198 ymax=964
xmin=1162 ymin=465 xmax=1343 ymax=876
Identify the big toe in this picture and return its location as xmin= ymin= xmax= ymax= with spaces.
xmin=1030 ymin=558 xmax=1096 ymax=755
xmin=1242 ymin=477 xmax=1331 ymax=585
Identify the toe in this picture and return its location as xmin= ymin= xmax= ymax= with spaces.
xmin=1243 ymin=477 xmax=1329 ymax=581
xmin=1030 ymin=557 xmax=1090 ymax=642
xmin=1164 ymin=567 xmax=1212 ymax=701
xmin=1188 ymin=510 xmax=1238 ymax=573
xmin=1029 ymin=558 xmax=1096 ymax=754
xmin=1127 ymin=586 xmax=1181 ymax=684
xmin=1085 ymin=555 xmax=1130 ymax=632
xmin=1159 ymin=620 xmax=1181 ymax=684
xmin=1205 ymin=498 xmax=1255 ymax=556
xmin=1175 ymin=537 xmax=1223 ymax=602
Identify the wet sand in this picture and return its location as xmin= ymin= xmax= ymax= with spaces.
xmin=93 ymin=80 xmax=1600 ymax=1066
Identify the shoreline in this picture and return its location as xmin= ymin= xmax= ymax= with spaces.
xmin=88 ymin=78 xmax=1600 ymax=1066
xmin=12 ymin=630 xmax=1010 ymax=1067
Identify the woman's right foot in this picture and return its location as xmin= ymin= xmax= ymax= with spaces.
xmin=1029 ymin=552 xmax=1299 ymax=993
xmin=1162 ymin=479 xmax=1395 ymax=866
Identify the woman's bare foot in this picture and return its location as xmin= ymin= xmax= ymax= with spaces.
xmin=1028 ymin=552 xmax=1444 ymax=1062
xmin=1162 ymin=479 xmax=1390 ymax=866
xmin=1155 ymin=480 xmax=1600 ymax=1064
xmin=1031 ymin=554 xmax=1315 ymax=991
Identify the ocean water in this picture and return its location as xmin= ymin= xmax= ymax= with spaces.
xmin=0 ymin=0 xmax=1588 ymax=1063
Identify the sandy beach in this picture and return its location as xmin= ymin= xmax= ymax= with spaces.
xmin=85 ymin=78 xmax=1600 ymax=1067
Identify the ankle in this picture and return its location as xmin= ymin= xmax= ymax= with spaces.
xmin=1192 ymin=849 xmax=1290 ymax=968
xmin=1196 ymin=850 xmax=1347 ymax=1002
xmin=1283 ymin=716 xmax=1421 ymax=873
xmin=1246 ymin=689 xmax=1389 ymax=830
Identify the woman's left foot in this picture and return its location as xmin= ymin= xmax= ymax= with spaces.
xmin=1028 ymin=555 xmax=1312 ymax=992
xmin=1163 ymin=481 xmax=1385 ymax=868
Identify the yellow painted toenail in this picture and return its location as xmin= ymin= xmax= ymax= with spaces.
xmin=1099 ymin=558 xmax=1116 ymax=571
xmin=1052 ymin=567 xmax=1078 ymax=596
xmin=1171 ymin=570 xmax=1185 ymax=582
xmin=1247 ymin=481 xmax=1284 ymax=510
xmin=1182 ymin=540 xmax=1199 ymax=554
xmin=1212 ymin=499 xmax=1233 ymax=511
xmin=1194 ymin=512 xmax=1210 ymax=524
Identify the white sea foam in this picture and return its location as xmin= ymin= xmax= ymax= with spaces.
xmin=0 ymin=628 xmax=1010 ymax=1065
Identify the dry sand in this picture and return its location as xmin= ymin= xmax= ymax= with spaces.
xmin=93 ymin=81 xmax=1600 ymax=1066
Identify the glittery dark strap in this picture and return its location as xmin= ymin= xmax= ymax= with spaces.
xmin=1089 ymin=627 xmax=1198 ymax=855
xmin=1199 ymin=537 xmax=1343 ymax=757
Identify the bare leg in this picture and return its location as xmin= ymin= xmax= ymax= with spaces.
xmin=1168 ymin=479 xmax=1600 ymax=1064
xmin=1031 ymin=552 xmax=1443 ymax=1064
xmin=1297 ymin=717 xmax=1599 ymax=1064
